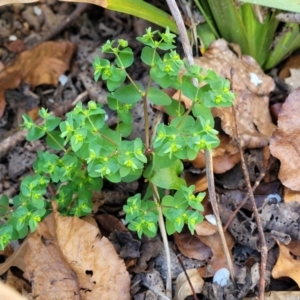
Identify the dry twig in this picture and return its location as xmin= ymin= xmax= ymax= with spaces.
xmin=223 ymin=162 xmax=272 ymax=232
xmin=231 ymin=99 xmax=268 ymax=300
xmin=166 ymin=0 xmax=236 ymax=283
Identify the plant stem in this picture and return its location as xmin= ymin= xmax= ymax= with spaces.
xmin=151 ymin=183 xmax=172 ymax=299
xmin=166 ymin=0 xmax=236 ymax=282
xmin=204 ymin=150 xmax=235 ymax=280
xmin=143 ymin=77 xmax=153 ymax=150
xmin=231 ymin=105 xmax=267 ymax=300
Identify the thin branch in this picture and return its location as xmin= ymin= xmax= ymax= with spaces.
xmin=224 ymin=163 xmax=270 ymax=232
xmin=174 ymin=246 xmax=199 ymax=300
xmin=166 ymin=0 xmax=235 ymax=282
xmin=34 ymin=3 xmax=90 ymax=47
xmin=231 ymin=104 xmax=267 ymax=300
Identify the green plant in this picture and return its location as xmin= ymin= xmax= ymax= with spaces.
xmin=0 ymin=27 xmax=234 ymax=250
xmin=193 ymin=0 xmax=300 ymax=70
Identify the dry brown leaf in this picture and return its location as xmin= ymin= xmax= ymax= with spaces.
xmin=174 ymin=230 xmax=212 ymax=261
xmin=95 ymin=214 xmax=127 ymax=236
xmin=183 ymin=172 xmax=208 ymax=192
xmin=0 ymin=281 xmax=27 ymax=300
xmin=0 ymin=0 xmax=37 ymax=4
xmin=195 ymin=220 xmax=235 ymax=277
xmin=60 ymin=0 xmax=107 ymax=6
xmin=245 ymin=291 xmax=300 ymax=300
xmin=0 ymin=41 xmax=76 ymax=117
xmin=272 ymin=240 xmax=300 ymax=287
xmin=195 ymin=39 xmax=276 ymax=149
xmin=23 ymin=207 xmax=130 ymax=300
xmin=0 ymin=238 xmax=28 ymax=276
xmin=270 ymin=89 xmax=300 ymax=191
xmin=174 ymin=269 xmax=204 ymax=300
xmin=5 ymin=270 xmax=31 ymax=295
xmin=0 ymin=0 xmax=107 ymax=6
xmin=24 ymin=217 xmax=80 ymax=300
xmin=279 ymin=53 xmax=300 ymax=79
xmin=284 ymin=187 xmax=300 ymax=203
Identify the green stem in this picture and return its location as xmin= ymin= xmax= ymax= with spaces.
xmin=143 ymin=77 xmax=153 ymax=150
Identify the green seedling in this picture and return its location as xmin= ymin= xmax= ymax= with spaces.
xmin=0 ymin=27 xmax=234 ymax=250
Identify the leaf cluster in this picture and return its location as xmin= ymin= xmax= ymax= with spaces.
xmin=0 ymin=27 xmax=234 ymax=249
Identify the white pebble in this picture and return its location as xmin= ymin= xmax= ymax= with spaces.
xmin=205 ymin=214 xmax=217 ymax=225
xmin=213 ymin=268 xmax=230 ymax=287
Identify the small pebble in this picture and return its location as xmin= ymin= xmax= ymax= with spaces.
xmin=59 ymin=74 xmax=68 ymax=86
xmin=213 ymin=268 xmax=230 ymax=287
xmin=8 ymin=35 xmax=18 ymax=41
xmin=205 ymin=214 xmax=217 ymax=225
xmin=33 ymin=6 xmax=42 ymax=16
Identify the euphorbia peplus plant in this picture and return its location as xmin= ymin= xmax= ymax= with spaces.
xmin=0 ymin=27 xmax=234 ymax=249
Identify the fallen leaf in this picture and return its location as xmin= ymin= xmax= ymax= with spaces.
xmin=95 ymin=214 xmax=127 ymax=236
xmin=284 ymin=69 xmax=300 ymax=91
xmin=23 ymin=205 xmax=130 ymax=300
xmin=245 ymin=291 xmax=300 ymax=300
xmin=0 ymin=281 xmax=27 ymax=300
xmin=183 ymin=172 xmax=208 ymax=192
xmin=270 ymin=89 xmax=300 ymax=191
xmin=284 ymin=187 xmax=300 ymax=203
xmin=279 ymin=53 xmax=300 ymax=79
xmin=5 ymin=269 xmax=31 ymax=295
xmin=0 ymin=41 xmax=76 ymax=117
xmin=174 ymin=269 xmax=204 ymax=300
xmin=195 ymin=220 xmax=235 ymax=277
xmin=195 ymin=39 xmax=276 ymax=149
xmin=272 ymin=240 xmax=300 ymax=287
xmin=174 ymin=229 xmax=212 ymax=261
xmin=131 ymin=236 xmax=162 ymax=273
xmin=0 ymin=239 xmax=29 ymax=276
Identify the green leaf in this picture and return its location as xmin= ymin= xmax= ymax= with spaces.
xmin=0 ymin=195 xmax=9 ymax=215
xmin=46 ymin=131 xmax=65 ymax=151
xmin=181 ymin=81 xmax=198 ymax=101
xmin=150 ymin=67 xmax=172 ymax=88
xmin=141 ymin=46 xmax=160 ymax=66
xmin=265 ymin=23 xmax=300 ymax=70
xmin=118 ymin=107 xmax=133 ymax=124
xmin=45 ymin=116 xmax=61 ymax=132
xmin=165 ymin=98 xmax=185 ymax=117
xmin=108 ymin=2 xmax=178 ymax=34
xmin=149 ymin=158 xmax=186 ymax=190
xmin=70 ymin=128 xmax=87 ymax=152
xmin=27 ymin=126 xmax=46 ymax=141
xmin=0 ymin=225 xmax=13 ymax=250
xmin=205 ymin=0 xmax=250 ymax=55
xmin=147 ymin=87 xmax=172 ymax=105
xmin=116 ymin=122 xmax=133 ymax=137
xmin=237 ymin=0 xmax=300 ymax=13
xmin=115 ymin=47 xmax=134 ymax=68
xmin=113 ymin=83 xmax=143 ymax=104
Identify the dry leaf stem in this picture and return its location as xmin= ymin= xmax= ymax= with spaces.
xmin=224 ymin=161 xmax=272 ymax=232
xmin=175 ymin=248 xmax=199 ymax=300
xmin=232 ymin=105 xmax=267 ymax=300
xmin=35 ymin=4 xmax=90 ymax=47
xmin=166 ymin=0 xmax=236 ymax=282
